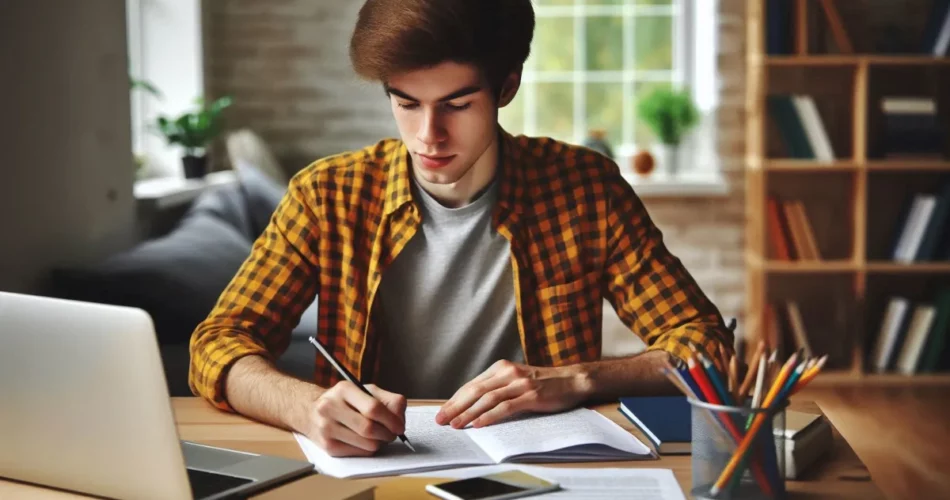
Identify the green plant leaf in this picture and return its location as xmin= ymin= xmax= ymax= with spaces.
xmin=150 ymin=94 xmax=233 ymax=154
xmin=635 ymin=86 xmax=699 ymax=145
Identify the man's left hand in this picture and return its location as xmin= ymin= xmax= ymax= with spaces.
xmin=435 ymin=360 xmax=592 ymax=429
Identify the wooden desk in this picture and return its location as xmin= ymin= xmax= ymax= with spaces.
xmin=2 ymin=390 xmax=887 ymax=499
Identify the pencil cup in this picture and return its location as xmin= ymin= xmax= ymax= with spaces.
xmin=688 ymin=398 xmax=787 ymax=500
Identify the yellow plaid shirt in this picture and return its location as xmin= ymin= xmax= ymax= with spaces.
xmin=189 ymin=129 xmax=733 ymax=411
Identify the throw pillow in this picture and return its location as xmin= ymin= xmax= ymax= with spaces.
xmin=52 ymin=212 xmax=252 ymax=344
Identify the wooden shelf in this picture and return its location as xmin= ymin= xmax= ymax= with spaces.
xmin=807 ymin=372 xmax=950 ymax=388
xmin=866 ymin=262 xmax=950 ymax=273
xmin=763 ymin=55 xmax=859 ymax=66
xmin=753 ymin=259 xmax=859 ymax=273
xmin=866 ymin=160 xmax=950 ymax=171
xmin=762 ymin=55 xmax=950 ymax=67
xmin=764 ymin=160 xmax=859 ymax=172
xmin=746 ymin=0 xmax=950 ymax=384
xmin=759 ymin=160 xmax=950 ymax=172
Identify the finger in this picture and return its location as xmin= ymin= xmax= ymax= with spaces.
xmin=451 ymin=382 xmax=526 ymax=429
xmin=334 ymin=403 xmax=397 ymax=442
xmin=318 ymin=436 xmax=376 ymax=458
xmin=437 ymin=372 xmax=510 ymax=425
xmin=471 ymin=392 xmax=534 ymax=428
xmin=366 ymin=384 xmax=408 ymax=425
xmin=328 ymin=421 xmax=387 ymax=453
xmin=341 ymin=382 xmax=405 ymax=436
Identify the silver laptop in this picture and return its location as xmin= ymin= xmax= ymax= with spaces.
xmin=0 ymin=291 xmax=314 ymax=500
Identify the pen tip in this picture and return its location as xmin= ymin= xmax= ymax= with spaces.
xmin=404 ymin=440 xmax=416 ymax=452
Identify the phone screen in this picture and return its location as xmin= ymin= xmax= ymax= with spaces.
xmin=428 ymin=471 xmax=558 ymax=500
xmin=434 ymin=477 xmax=530 ymax=499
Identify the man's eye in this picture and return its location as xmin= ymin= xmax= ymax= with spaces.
xmin=446 ymin=102 xmax=471 ymax=111
xmin=398 ymin=102 xmax=419 ymax=110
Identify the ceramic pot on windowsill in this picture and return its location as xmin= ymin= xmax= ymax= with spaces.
xmin=182 ymin=154 xmax=208 ymax=179
xmin=653 ymin=143 xmax=681 ymax=177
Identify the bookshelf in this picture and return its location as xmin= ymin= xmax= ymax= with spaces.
xmin=745 ymin=0 xmax=950 ymax=386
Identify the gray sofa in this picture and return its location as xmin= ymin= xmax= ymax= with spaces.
xmin=52 ymin=167 xmax=317 ymax=396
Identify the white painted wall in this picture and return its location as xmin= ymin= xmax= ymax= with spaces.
xmin=127 ymin=0 xmax=205 ymax=178
xmin=0 ymin=0 xmax=137 ymax=294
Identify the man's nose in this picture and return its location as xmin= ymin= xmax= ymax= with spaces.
xmin=416 ymin=108 xmax=447 ymax=146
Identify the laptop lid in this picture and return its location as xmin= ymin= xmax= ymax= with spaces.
xmin=0 ymin=292 xmax=193 ymax=500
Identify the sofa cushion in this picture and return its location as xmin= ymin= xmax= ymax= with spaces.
xmin=234 ymin=159 xmax=286 ymax=239
xmin=187 ymin=182 xmax=255 ymax=240
xmin=53 ymin=211 xmax=252 ymax=344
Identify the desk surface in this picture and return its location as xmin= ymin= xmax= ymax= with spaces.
xmin=2 ymin=389 xmax=892 ymax=500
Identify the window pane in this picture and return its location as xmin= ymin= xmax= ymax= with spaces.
xmin=532 ymin=17 xmax=574 ymax=71
xmin=634 ymin=15 xmax=672 ymax=71
xmin=585 ymin=83 xmax=624 ymax=147
xmin=632 ymin=80 xmax=671 ymax=146
xmin=585 ymin=16 xmax=624 ymax=71
xmin=499 ymin=86 xmax=527 ymax=135
xmin=536 ymin=83 xmax=574 ymax=140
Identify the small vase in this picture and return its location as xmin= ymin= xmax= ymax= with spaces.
xmin=182 ymin=155 xmax=208 ymax=179
xmin=654 ymin=144 xmax=680 ymax=176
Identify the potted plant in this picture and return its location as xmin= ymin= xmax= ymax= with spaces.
xmin=154 ymin=95 xmax=233 ymax=179
xmin=635 ymin=86 xmax=699 ymax=176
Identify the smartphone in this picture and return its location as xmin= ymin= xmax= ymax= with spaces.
xmin=425 ymin=470 xmax=560 ymax=500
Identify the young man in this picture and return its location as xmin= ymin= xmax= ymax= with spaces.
xmin=189 ymin=0 xmax=733 ymax=458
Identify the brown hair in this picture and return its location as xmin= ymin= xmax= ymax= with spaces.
xmin=349 ymin=0 xmax=535 ymax=97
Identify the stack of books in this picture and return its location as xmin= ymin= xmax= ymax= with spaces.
xmin=879 ymin=97 xmax=945 ymax=160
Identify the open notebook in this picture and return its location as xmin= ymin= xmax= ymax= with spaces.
xmin=294 ymin=406 xmax=655 ymax=478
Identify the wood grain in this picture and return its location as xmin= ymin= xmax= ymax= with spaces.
xmin=0 ymin=392 xmax=894 ymax=499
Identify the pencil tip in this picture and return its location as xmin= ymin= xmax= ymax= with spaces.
xmin=405 ymin=441 xmax=416 ymax=453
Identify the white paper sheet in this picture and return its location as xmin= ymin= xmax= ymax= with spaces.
xmin=464 ymin=408 xmax=653 ymax=462
xmin=294 ymin=407 xmax=492 ymax=478
xmin=406 ymin=464 xmax=687 ymax=500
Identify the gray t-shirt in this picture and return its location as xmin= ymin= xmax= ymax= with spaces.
xmin=375 ymin=179 xmax=523 ymax=399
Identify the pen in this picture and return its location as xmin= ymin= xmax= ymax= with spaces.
xmin=307 ymin=336 xmax=416 ymax=452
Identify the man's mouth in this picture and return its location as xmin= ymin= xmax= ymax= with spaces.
xmin=417 ymin=153 xmax=456 ymax=169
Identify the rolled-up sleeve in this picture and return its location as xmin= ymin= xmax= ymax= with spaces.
xmin=189 ymin=174 xmax=320 ymax=411
xmin=601 ymin=168 xmax=734 ymax=370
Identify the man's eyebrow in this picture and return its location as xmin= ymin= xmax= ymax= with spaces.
xmin=384 ymin=85 xmax=482 ymax=103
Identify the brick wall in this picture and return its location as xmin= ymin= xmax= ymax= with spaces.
xmin=204 ymin=0 xmax=748 ymax=355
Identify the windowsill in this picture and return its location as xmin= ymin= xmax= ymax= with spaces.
xmin=133 ymin=170 xmax=238 ymax=210
xmin=622 ymin=170 xmax=729 ymax=197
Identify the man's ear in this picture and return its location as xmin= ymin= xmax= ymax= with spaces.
xmin=497 ymin=71 xmax=522 ymax=108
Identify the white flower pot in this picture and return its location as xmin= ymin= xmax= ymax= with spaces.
xmin=654 ymin=144 xmax=681 ymax=176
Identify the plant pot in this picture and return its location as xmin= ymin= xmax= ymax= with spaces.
xmin=182 ymin=155 xmax=208 ymax=179
xmin=653 ymin=144 xmax=681 ymax=176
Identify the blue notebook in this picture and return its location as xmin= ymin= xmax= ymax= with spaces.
xmin=618 ymin=396 xmax=691 ymax=455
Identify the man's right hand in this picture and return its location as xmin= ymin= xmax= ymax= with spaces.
xmin=303 ymin=381 xmax=407 ymax=457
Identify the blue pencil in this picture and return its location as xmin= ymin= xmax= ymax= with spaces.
xmin=698 ymin=352 xmax=736 ymax=407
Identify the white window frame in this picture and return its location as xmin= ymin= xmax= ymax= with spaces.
xmin=511 ymin=0 xmax=724 ymax=195
xmin=126 ymin=0 xmax=205 ymax=180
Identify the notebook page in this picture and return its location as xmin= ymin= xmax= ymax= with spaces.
xmin=462 ymin=408 xmax=653 ymax=463
xmin=294 ymin=406 xmax=491 ymax=478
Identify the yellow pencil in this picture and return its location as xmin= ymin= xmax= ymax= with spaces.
xmin=791 ymin=354 xmax=827 ymax=394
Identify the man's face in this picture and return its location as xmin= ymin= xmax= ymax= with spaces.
xmin=385 ymin=61 xmax=510 ymax=186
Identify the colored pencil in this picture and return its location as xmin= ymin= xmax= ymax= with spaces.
xmin=709 ymin=354 xmax=800 ymax=496
xmin=737 ymin=341 xmax=766 ymax=399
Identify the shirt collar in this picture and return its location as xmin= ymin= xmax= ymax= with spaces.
xmin=382 ymin=126 xmax=525 ymax=217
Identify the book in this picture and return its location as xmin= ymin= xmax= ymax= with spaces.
xmin=777 ymin=410 xmax=832 ymax=479
xmin=617 ymin=396 xmax=691 ymax=455
xmin=870 ymin=297 xmax=911 ymax=373
xmin=294 ymin=406 xmax=655 ymax=478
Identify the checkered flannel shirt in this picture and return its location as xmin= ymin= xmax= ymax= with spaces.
xmin=189 ymin=129 xmax=734 ymax=411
